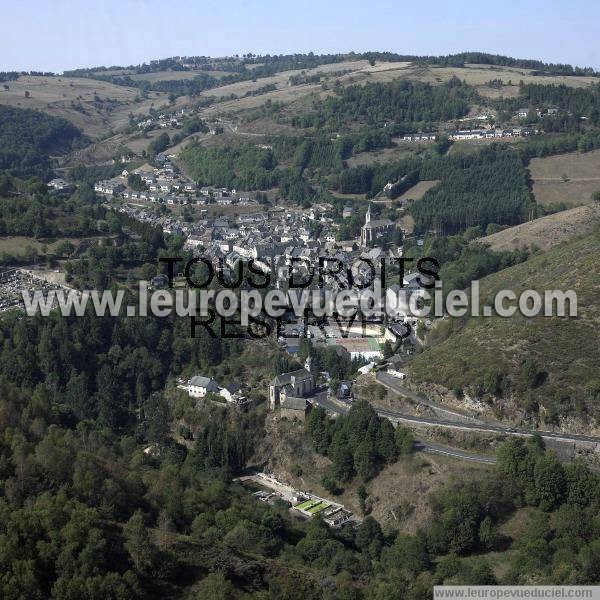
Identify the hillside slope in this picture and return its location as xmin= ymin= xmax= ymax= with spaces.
xmin=0 ymin=75 xmax=163 ymax=137
xmin=406 ymin=228 xmax=600 ymax=431
xmin=476 ymin=204 xmax=600 ymax=252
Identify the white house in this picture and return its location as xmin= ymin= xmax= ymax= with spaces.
xmin=187 ymin=376 xmax=220 ymax=398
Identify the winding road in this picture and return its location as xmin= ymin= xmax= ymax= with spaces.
xmin=374 ymin=373 xmax=600 ymax=447
xmin=312 ymin=374 xmax=600 ymax=464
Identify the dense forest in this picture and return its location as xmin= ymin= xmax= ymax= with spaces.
xmin=333 ymin=145 xmax=533 ymax=234
xmin=0 ymin=175 xmax=100 ymax=239
xmin=3 ymin=44 xmax=600 ymax=596
xmin=401 ymin=226 xmax=531 ymax=292
xmin=424 ymin=51 xmax=599 ymax=75
xmin=333 ymin=155 xmax=423 ymax=197
xmin=411 ymin=145 xmax=533 ymax=234
xmin=180 ymin=142 xmax=278 ymax=189
xmin=1 ymin=326 xmax=600 ymax=599
xmin=0 ymin=106 xmax=84 ymax=180
xmin=292 ymin=78 xmax=476 ymax=129
xmin=93 ymin=71 xmax=225 ymax=99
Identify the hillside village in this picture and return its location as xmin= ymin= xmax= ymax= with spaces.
xmin=89 ymin=148 xmax=430 ymax=368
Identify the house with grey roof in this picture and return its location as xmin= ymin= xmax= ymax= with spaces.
xmin=187 ymin=376 xmax=220 ymax=398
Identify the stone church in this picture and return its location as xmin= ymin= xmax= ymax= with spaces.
xmin=360 ymin=204 xmax=395 ymax=246
xmin=268 ymin=356 xmax=316 ymax=421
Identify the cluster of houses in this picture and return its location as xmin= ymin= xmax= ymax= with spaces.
xmin=448 ymin=127 xmax=538 ymax=140
xmin=136 ymin=108 xmax=189 ymax=131
xmin=95 ymin=157 xmax=256 ymax=208
xmin=117 ymin=193 xmax=425 ymax=362
xmin=103 ymin=148 xmax=427 ymax=364
xmin=185 ymin=375 xmax=248 ymax=406
xmin=402 ymin=126 xmax=538 ymax=142
xmin=402 ymin=132 xmax=437 ymax=142
xmin=94 ymin=180 xmax=125 ymax=196
xmin=401 ymin=106 xmax=559 ymax=143
xmin=517 ymin=107 xmax=559 ymax=120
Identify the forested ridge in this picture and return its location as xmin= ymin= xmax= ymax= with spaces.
xmin=493 ymin=82 xmax=600 ymax=132
xmin=62 ymin=51 xmax=600 ymax=83
xmin=331 ymin=145 xmax=532 ymax=234
xmin=1 ymin=327 xmax=600 ymax=599
xmin=0 ymin=174 xmax=100 ymax=239
xmin=409 ymin=228 xmax=600 ymax=422
xmin=0 ymin=191 xmax=597 ymax=594
xmin=291 ymin=78 xmax=476 ymax=129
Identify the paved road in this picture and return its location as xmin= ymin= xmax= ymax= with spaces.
xmin=314 ymin=381 xmax=600 ymax=464
xmin=376 ymin=372 xmax=486 ymax=423
xmin=415 ymin=441 xmax=496 ymax=464
xmin=373 ymin=374 xmax=600 ymax=447
xmin=374 ymin=406 xmax=600 ymax=446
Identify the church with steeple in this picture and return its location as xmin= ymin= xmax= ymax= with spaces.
xmin=268 ymin=353 xmax=316 ymax=421
xmin=360 ymin=203 xmax=395 ymax=246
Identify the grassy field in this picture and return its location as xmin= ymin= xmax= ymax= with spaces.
xmin=448 ymin=137 xmax=529 ymax=155
xmin=0 ymin=235 xmax=106 ymax=256
xmin=397 ymin=180 xmax=441 ymax=202
xmin=294 ymin=499 xmax=321 ymax=511
xmin=66 ymin=128 xmax=177 ymax=166
xmin=0 ymin=75 xmax=164 ymax=138
xmin=529 ymin=149 xmax=600 ymax=207
xmin=196 ymin=60 xmax=412 ymax=118
xmin=406 ymin=228 xmax=600 ymax=429
xmin=0 ymin=236 xmax=51 ymax=254
xmin=98 ymin=59 xmax=600 ymax=153
xmin=6 ymin=60 xmax=595 ymax=150
xmin=477 ymin=204 xmax=600 ymax=252
xmin=306 ymin=501 xmax=330 ymax=514
xmin=198 ymin=60 xmax=598 ymax=117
